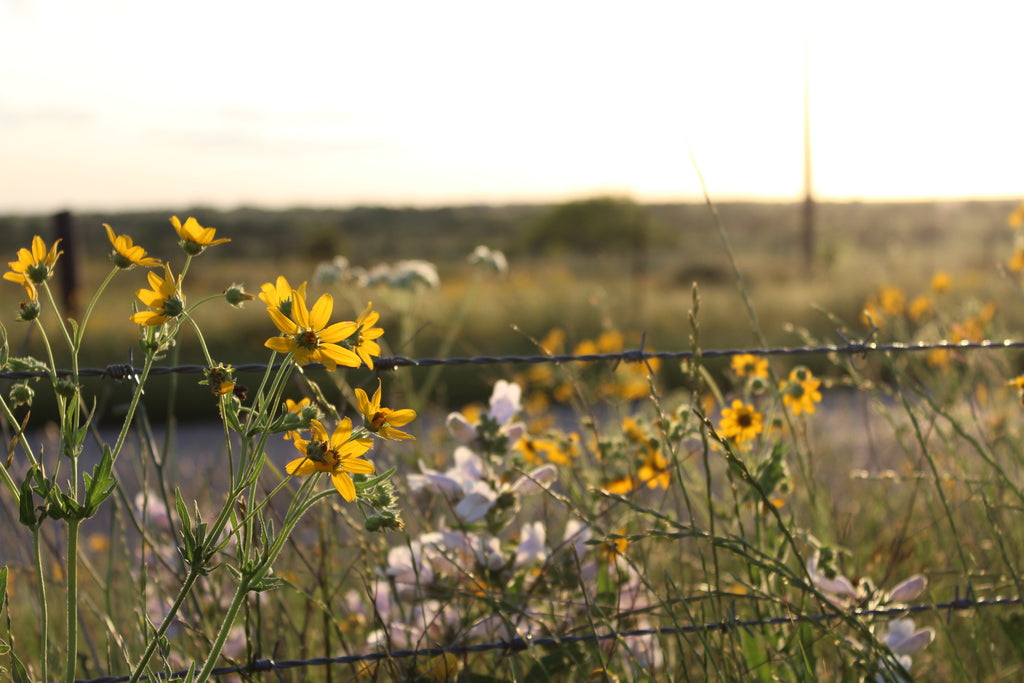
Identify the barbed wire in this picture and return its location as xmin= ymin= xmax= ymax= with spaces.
xmin=68 ymin=589 xmax=1020 ymax=683
xmin=6 ymin=337 xmax=1024 ymax=382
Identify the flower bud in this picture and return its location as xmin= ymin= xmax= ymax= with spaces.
xmin=224 ymin=284 xmax=255 ymax=308
xmin=9 ymin=382 xmax=34 ymax=407
xmin=18 ymin=300 xmax=40 ymax=322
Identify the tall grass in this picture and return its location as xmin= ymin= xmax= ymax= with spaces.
xmin=1 ymin=203 xmax=1024 ymax=681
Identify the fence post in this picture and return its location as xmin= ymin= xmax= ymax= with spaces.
xmin=54 ymin=210 xmax=79 ymax=319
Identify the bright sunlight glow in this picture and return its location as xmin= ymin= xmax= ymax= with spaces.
xmin=1 ymin=0 xmax=1022 ymax=212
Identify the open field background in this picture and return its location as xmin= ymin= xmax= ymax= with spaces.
xmin=5 ymin=198 xmax=1024 ymax=681
xmin=0 ymin=198 xmax=1019 ymax=421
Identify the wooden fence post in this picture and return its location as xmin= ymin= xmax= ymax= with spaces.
xmin=54 ymin=210 xmax=79 ymax=319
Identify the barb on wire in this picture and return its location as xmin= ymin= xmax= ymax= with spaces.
xmin=6 ymin=337 xmax=1024 ymax=382
xmin=63 ymin=591 xmax=1022 ymax=683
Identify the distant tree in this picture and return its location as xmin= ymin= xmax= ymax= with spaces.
xmin=522 ymin=196 xmax=656 ymax=255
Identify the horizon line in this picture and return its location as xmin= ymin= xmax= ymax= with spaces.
xmin=2 ymin=192 xmax=1020 ymax=217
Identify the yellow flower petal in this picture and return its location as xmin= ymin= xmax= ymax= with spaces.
xmin=265 ymin=337 xmax=297 ymax=354
xmin=331 ymin=472 xmax=356 ymax=501
xmin=285 ymin=457 xmax=320 ymax=476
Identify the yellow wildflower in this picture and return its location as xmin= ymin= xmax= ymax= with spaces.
xmin=354 ymin=380 xmax=416 ymax=441
xmin=170 ymin=216 xmax=230 ymax=255
xmin=952 ymin=317 xmax=984 ymax=344
xmin=860 ymin=301 xmax=883 ymax=329
xmin=596 ymin=329 xmax=624 ymax=353
xmin=87 ymin=533 xmax=110 ymax=554
xmin=878 ymin=286 xmax=906 ymax=316
xmin=781 ymin=369 xmax=822 ymax=416
xmin=978 ymin=301 xmax=996 ymax=324
xmin=539 ymin=327 xmax=566 ymax=354
xmin=638 ymin=449 xmax=670 ymax=489
xmin=719 ymin=399 xmax=764 ymax=444
xmin=1009 ymin=201 xmax=1024 ymax=228
xmin=930 ymin=271 xmax=952 ymax=294
xmin=130 ymin=264 xmax=183 ymax=327
xmin=258 ymin=276 xmax=308 ymax=318
xmin=546 ymin=433 xmax=578 ymax=465
xmin=926 ymin=348 xmax=952 ymax=370
xmin=573 ymin=339 xmax=598 ymax=358
xmin=603 ymin=476 xmax=635 ymax=495
xmin=286 ymin=418 xmax=374 ymax=501
xmin=1009 ymin=248 xmax=1024 ymax=273
xmin=104 ymin=224 xmax=160 ymax=269
xmin=526 ymin=363 xmax=555 ymax=387
xmin=515 ymin=437 xmax=562 ymax=465
xmin=599 ymin=528 xmax=628 ymax=562
xmin=264 ymin=290 xmax=361 ymax=370
xmin=4 ymin=235 xmax=62 ymax=299
xmin=622 ymin=416 xmax=646 ymax=444
xmin=731 ymin=353 xmax=769 ymax=379
xmin=351 ymin=302 xmax=384 ymax=369
xmin=553 ymin=382 xmax=574 ymax=403
xmin=908 ymin=296 xmax=932 ymax=322
xmin=618 ymin=363 xmax=655 ymax=401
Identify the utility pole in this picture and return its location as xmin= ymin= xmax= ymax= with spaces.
xmin=801 ymin=3 xmax=815 ymax=274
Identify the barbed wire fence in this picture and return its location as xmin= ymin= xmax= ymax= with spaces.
xmin=4 ymin=336 xmax=1024 ymax=382
xmin=9 ymin=335 xmax=1024 ymax=682
xmin=71 ymin=593 xmax=1023 ymax=683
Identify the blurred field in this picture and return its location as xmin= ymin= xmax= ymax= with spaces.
xmin=0 ymin=198 xmax=1018 ymax=418
xmin=5 ymin=198 xmax=1024 ymax=681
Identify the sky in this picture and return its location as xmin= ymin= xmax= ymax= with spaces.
xmin=1 ymin=0 xmax=1022 ymax=213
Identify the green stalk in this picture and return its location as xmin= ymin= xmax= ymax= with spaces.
xmin=108 ymin=353 xmax=157 ymax=463
xmin=193 ymin=578 xmax=251 ymax=683
xmin=71 ymin=266 xmax=118 ymax=354
xmin=63 ymin=518 xmax=79 ymax=683
xmin=194 ymin=484 xmax=328 ymax=683
xmin=126 ymin=567 xmax=202 ymax=683
xmin=33 ymin=526 xmax=48 ymax=683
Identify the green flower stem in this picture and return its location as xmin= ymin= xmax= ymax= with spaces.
xmin=194 ymin=480 xmax=329 ymax=683
xmin=41 ymin=283 xmax=73 ymax=364
xmin=126 ymin=567 xmax=202 ymax=683
xmin=237 ymin=359 xmax=294 ymax=486
xmin=108 ymin=352 xmax=157 ymax=465
xmin=0 ymin=394 xmax=34 ymax=494
xmin=33 ymin=525 xmax=49 ymax=683
xmin=63 ymin=518 xmax=79 ymax=683
xmin=71 ymin=266 xmax=118 ymax=354
xmin=32 ymin=316 xmax=60 ymax=392
xmin=249 ymin=351 xmax=283 ymax=422
xmin=193 ymin=576 xmax=250 ymax=683
xmin=178 ymin=254 xmax=195 ymax=281
xmin=181 ymin=301 xmax=227 ymax=369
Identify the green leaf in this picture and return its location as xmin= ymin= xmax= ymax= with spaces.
xmin=18 ymin=469 xmax=36 ymax=527
xmin=354 ymin=465 xmax=398 ymax=491
xmin=749 ymin=441 xmax=789 ymax=502
xmin=0 ymin=320 xmax=9 ymax=369
xmin=222 ymin=400 xmax=243 ymax=433
xmin=999 ymin=612 xmax=1024 ymax=662
xmin=523 ymin=647 xmax=578 ymax=681
xmin=6 ymin=356 xmax=47 ymax=373
xmin=741 ymin=632 xmax=773 ymax=683
xmin=797 ymin=621 xmax=817 ymax=680
xmin=83 ymin=445 xmax=117 ymax=517
xmin=9 ymin=650 xmax=30 ymax=683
